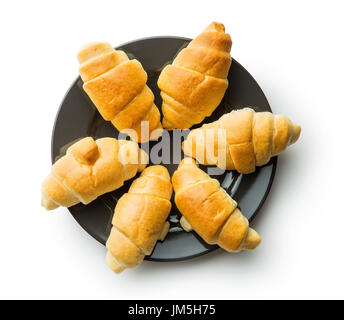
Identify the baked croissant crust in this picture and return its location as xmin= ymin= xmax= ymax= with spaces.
xmin=78 ymin=42 xmax=162 ymax=142
xmin=172 ymin=158 xmax=261 ymax=252
xmin=158 ymin=22 xmax=232 ymax=130
xmin=183 ymin=107 xmax=301 ymax=174
xmin=106 ymin=165 xmax=172 ymax=273
xmin=41 ymin=137 xmax=148 ymax=210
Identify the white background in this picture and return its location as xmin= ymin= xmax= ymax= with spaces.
xmin=0 ymin=0 xmax=343 ymax=300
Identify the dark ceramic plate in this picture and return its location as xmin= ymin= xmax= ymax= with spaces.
xmin=52 ymin=36 xmax=277 ymax=261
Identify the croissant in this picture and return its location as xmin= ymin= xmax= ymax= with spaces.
xmin=106 ymin=165 xmax=172 ymax=273
xmin=172 ymin=158 xmax=261 ymax=252
xmin=157 ymin=22 xmax=232 ymax=130
xmin=183 ymin=107 xmax=301 ymax=174
xmin=78 ymin=42 xmax=162 ymax=142
xmin=41 ymin=137 xmax=148 ymax=210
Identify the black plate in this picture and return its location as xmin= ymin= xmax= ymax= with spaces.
xmin=51 ymin=36 xmax=277 ymax=261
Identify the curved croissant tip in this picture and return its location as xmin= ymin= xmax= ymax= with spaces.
xmin=141 ymin=165 xmax=171 ymax=180
xmin=41 ymin=194 xmax=59 ymax=211
xmin=106 ymin=251 xmax=125 ymax=274
xmin=205 ymin=21 xmax=225 ymax=33
xmin=77 ymin=42 xmax=113 ymax=64
xmin=242 ymin=228 xmax=262 ymax=251
xmin=179 ymin=157 xmax=197 ymax=167
xmin=162 ymin=118 xmax=175 ymax=131
xmin=291 ymin=124 xmax=301 ymax=145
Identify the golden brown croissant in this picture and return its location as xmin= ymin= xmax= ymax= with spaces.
xmin=172 ymin=158 xmax=261 ymax=252
xmin=183 ymin=107 xmax=301 ymax=174
xmin=78 ymin=42 xmax=162 ymax=142
xmin=41 ymin=137 xmax=148 ymax=210
xmin=106 ymin=165 xmax=172 ymax=273
xmin=157 ymin=22 xmax=232 ymax=130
